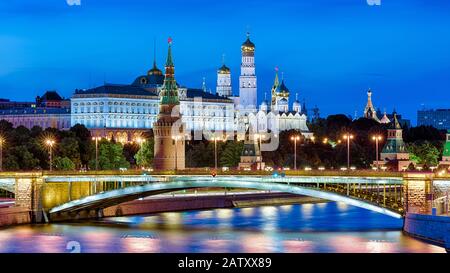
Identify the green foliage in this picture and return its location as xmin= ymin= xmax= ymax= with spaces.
xmin=407 ymin=141 xmax=440 ymax=166
xmin=89 ymin=140 xmax=130 ymax=170
xmin=58 ymin=137 xmax=81 ymax=168
xmin=135 ymin=138 xmax=154 ymax=167
xmin=54 ymin=156 xmax=76 ymax=170
xmin=220 ymin=141 xmax=244 ymax=167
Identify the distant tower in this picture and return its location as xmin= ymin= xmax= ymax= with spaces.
xmin=260 ymin=92 xmax=269 ymax=112
xmin=239 ymin=32 xmax=257 ymax=112
xmin=293 ymin=93 xmax=301 ymax=113
xmin=439 ymin=130 xmax=450 ymax=167
xmin=301 ymin=99 xmax=308 ymax=117
xmin=153 ymin=38 xmax=186 ymax=170
xmin=270 ymin=68 xmax=289 ymax=113
xmin=202 ymin=77 xmax=207 ymax=92
xmin=380 ymin=114 xmax=410 ymax=171
xmin=216 ymin=55 xmax=232 ymax=97
xmin=312 ymin=105 xmax=320 ymax=122
xmin=364 ymin=89 xmax=380 ymax=122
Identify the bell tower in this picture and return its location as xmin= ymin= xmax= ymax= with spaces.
xmin=239 ymin=32 xmax=257 ymax=112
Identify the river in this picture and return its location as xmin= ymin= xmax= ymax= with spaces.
xmin=0 ymin=202 xmax=445 ymax=253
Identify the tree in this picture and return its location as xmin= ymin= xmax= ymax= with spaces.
xmin=58 ymin=137 xmax=81 ymax=168
xmin=89 ymin=140 xmax=130 ymax=170
xmin=407 ymin=141 xmax=440 ymax=167
xmin=135 ymin=138 xmax=154 ymax=168
xmin=54 ymin=156 xmax=76 ymax=170
xmin=220 ymin=141 xmax=244 ymax=167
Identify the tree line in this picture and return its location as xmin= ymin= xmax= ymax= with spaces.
xmin=0 ymin=115 xmax=446 ymax=171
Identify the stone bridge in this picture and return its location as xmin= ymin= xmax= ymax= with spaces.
xmin=0 ymin=172 xmax=448 ymax=222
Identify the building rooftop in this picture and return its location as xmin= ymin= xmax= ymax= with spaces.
xmin=74 ymin=84 xmax=158 ymax=97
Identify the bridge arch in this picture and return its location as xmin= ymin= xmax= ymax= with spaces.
xmin=49 ymin=179 xmax=403 ymax=218
xmin=0 ymin=178 xmax=15 ymax=194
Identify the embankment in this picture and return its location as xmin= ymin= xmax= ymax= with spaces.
xmin=403 ymin=213 xmax=450 ymax=252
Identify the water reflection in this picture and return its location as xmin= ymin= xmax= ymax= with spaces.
xmin=0 ymin=202 xmax=445 ymax=253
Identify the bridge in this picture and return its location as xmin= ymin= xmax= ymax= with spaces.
xmin=0 ymin=172 xmax=448 ymax=222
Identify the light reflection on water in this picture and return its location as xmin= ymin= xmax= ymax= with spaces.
xmin=0 ymin=202 xmax=445 ymax=253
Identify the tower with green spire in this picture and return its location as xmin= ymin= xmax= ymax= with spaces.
xmin=439 ymin=130 xmax=450 ymax=168
xmin=270 ymin=67 xmax=290 ymax=112
xmin=153 ymin=37 xmax=185 ymax=171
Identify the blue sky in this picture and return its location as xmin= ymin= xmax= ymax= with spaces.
xmin=1 ymin=0 xmax=450 ymax=124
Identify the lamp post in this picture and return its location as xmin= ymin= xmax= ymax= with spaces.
xmin=92 ymin=136 xmax=102 ymax=171
xmin=254 ymin=133 xmax=265 ymax=170
xmin=0 ymin=137 xmax=4 ymax=172
xmin=135 ymin=137 xmax=146 ymax=147
xmin=290 ymin=135 xmax=301 ymax=170
xmin=45 ymin=139 xmax=56 ymax=171
xmin=372 ymin=135 xmax=382 ymax=171
xmin=342 ymin=134 xmax=354 ymax=169
xmin=172 ymin=135 xmax=181 ymax=171
xmin=211 ymin=136 xmax=223 ymax=171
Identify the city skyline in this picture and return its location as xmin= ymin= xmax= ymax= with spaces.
xmin=1 ymin=0 xmax=450 ymax=124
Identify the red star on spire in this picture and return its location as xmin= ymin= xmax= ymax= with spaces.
xmin=168 ymin=37 xmax=173 ymax=44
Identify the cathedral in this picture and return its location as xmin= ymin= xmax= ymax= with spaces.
xmin=70 ymin=33 xmax=311 ymax=143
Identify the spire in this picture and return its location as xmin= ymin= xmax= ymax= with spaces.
xmin=159 ymin=37 xmax=179 ymax=106
xmin=364 ymin=88 xmax=379 ymax=121
xmin=295 ymin=92 xmax=299 ymax=102
xmin=202 ymin=77 xmax=207 ymax=92
xmin=153 ymin=37 xmax=157 ymax=67
xmin=392 ymin=113 xmax=402 ymax=129
xmin=273 ymin=67 xmax=279 ymax=87
xmin=166 ymin=37 xmax=174 ymax=67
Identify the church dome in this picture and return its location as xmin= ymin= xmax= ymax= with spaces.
xmin=218 ymin=64 xmax=230 ymax=74
xmin=148 ymin=61 xmax=163 ymax=76
xmin=260 ymin=100 xmax=269 ymax=111
xmin=241 ymin=33 xmax=255 ymax=52
xmin=279 ymin=80 xmax=290 ymax=94
xmin=293 ymin=100 xmax=300 ymax=108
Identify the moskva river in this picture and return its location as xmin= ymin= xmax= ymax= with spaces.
xmin=0 ymin=202 xmax=444 ymax=253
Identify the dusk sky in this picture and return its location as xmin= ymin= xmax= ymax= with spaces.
xmin=1 ymin=0 xmax=450 ymax=124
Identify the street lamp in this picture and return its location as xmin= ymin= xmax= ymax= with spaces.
xmin=372 ymin=134 xmax=383 ymax=171
xmin=92 ymin=136 xmax=102 ymax=171
xmin=290 ymin=135 xmax=301 ymax=170
xmin=0 ymin=136 xmax=4 ymax=172
xmin=342 ymin=134 xmax=354 ymax=169
xmin=135 ymin=137 xmax=146 ymax=147
xmin=45 ymin=138 xmax=56 ymax=171
xmin=254 ymin=133 xmax=265 ymax=170
xmin=172 ymin=135 xmax=182 ymax=171
xmin=211 ymin=135 xmax=224 ymax=171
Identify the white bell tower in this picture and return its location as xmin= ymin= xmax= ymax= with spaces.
xmin=239 ymin=32 xmax=257 ymax=112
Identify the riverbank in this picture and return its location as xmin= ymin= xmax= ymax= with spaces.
xmin=102 ymin=192 xmax=326 ymax=218
xmin=0 ymin=207 xmax=30 ymax=226
xmin=403 ymin=213 xmax=450 ymax=252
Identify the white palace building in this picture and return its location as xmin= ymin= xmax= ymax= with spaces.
xmin=70 ymin=34 xmax=312 ymax=142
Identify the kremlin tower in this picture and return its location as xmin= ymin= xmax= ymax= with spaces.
xmin=216 ymin=56 xmax=232 ymax=97
xmin=153 ymin=38 xmax=186 ymax=170
xmin=379 ymin=114 xmax=411 ymax=171
xmin=239 ymin=32 xmax=257 ymax=112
